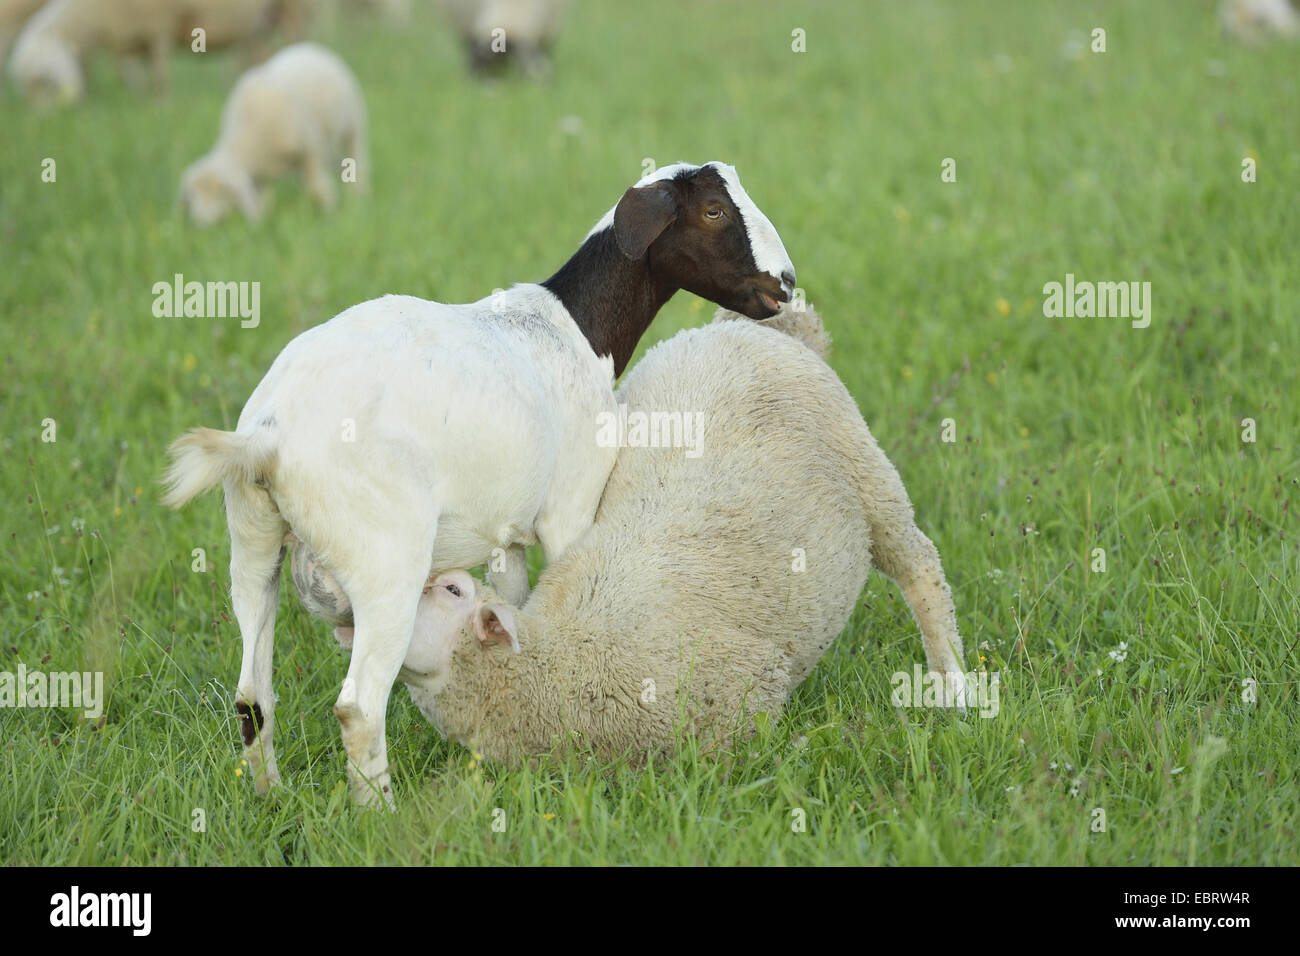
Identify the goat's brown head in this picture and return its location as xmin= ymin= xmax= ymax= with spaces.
xmin=597 ymin=162 xmax=796 ymax=319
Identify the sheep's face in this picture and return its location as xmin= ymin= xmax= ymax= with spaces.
xmin=180 ymin=157 xmax=262 ymax=226
xmin=12 ymin=38 xmax=82 ymax=106
xmin=399 ymin=572 xmax=520 ymax=688
xmin=612 ymin=162 xmax=796 ymax=320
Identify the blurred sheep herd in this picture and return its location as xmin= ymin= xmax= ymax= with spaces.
xmin=2 ymin=0 xmax=1293 ymax=228
xmin=2 ymin=0 xmax=568 ymax=225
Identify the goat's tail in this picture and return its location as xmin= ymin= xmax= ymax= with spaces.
xmin=160 ymin=427 xmax=277 ymax=509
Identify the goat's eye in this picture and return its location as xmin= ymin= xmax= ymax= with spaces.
xmin=705 ymin=208 xmax=723 ymax=221
xmin=446 ymin=584 xmax=463 ymax=598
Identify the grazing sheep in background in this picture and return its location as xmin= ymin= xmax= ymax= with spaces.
xmin=161 ymin=161 xmax=796 ymax=807
xmin=0 ymin=0 xmax=44 ymax=73
xmin=8 ymin=0 xmax=285 ymax=104
xmin=179 ymin=42 xmax=367 ymax=225
xmin=438 ymin=0 xmax=568 ymax=79
xmin=1221 ymin=0 xmax=1299 ymax=39
xmin=378 ymin=303 xmax=967 ymax=767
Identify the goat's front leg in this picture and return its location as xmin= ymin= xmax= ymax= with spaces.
xmin=487 ymin=543 xmax=529 ymax=605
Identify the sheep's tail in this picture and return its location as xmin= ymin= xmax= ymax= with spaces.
xmin=160 ymin=427 xmax=277 ymax=508
xmin=712 ymin=303 xmax=832 ymax=359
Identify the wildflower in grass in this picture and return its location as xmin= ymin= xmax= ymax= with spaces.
xmin=996 ymin=298 xmax=1011 ymax=316
xmin=1108 ymin=642 xmax=1129 ymax=663
xmin=542 ymin=813 xmax=556 ymax=821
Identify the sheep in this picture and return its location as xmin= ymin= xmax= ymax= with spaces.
xmin=374 ymin=302 xmax=968 ymax=768
xmin=1220 ymin=0 xmax=1299 ymax=40
xmin=179 ymin=42 xmax=367 ymax=225
xmin=0 ymin=0 xmax=44 ymax=73
xmin=438 ymin=0 xmax=568 ymax=79
xmin=161 ymin=161 xmax=796 ymax=807
xmin=8 ymin=0 xmax=284 ymax=105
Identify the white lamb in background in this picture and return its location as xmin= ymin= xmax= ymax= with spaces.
xmin=1221 ymin=0 xmax=1299 ymax=40
xmin=179 ymin=42 xmax=367 ymax=225
xmin=8 ymin=0 xmax=285 ymax=105
xmin=313 ymin=303 xmax=967 ymax=767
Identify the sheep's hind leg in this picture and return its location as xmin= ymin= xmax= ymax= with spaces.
xmin=331 ymin=518 xmax=436 ymax=809
xmin=867 ymin=511 xmax=968 ymax=709
xmin=227 ymin=482 xmax=290 ymax=794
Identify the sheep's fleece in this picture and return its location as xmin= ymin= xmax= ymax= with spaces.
xmin=398 ymin=303 xmax=967 ymax=766
xmin=180 ymin=41 xmax=366 ymax=224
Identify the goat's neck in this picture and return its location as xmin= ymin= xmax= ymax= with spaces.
xmin=542 ymin=229 xmax=675 ymax=377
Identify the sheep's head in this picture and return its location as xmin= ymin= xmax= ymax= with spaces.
xmin=10 ymin=36 xmax=82 ymax=106
xmin=607 ymin=161 xmax=796 ymax=320
xmin=180 ymin=155 xmax=263 ymax=226
xmin=397 ymin=571 xmax=519 ymax=688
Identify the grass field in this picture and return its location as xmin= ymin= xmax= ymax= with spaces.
xmin=1 ymin=0 xmax=1296 ymax=866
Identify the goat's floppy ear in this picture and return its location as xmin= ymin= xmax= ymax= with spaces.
xmin=613 ymin=182 xmax=678 ymax=260
xmin=473 ymin=603 xmax=520 ymax=653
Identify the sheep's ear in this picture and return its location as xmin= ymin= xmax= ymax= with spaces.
xmin=613 ymin=182 xmax=677 ymax=260
xmin=473 ymin=603 xmax=519 ymax=653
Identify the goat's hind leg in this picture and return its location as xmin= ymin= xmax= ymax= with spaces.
xmin=330 ymin=513 xmax=437 ymax=809
xmin=227 ymin=481 xmax=290 ymax=794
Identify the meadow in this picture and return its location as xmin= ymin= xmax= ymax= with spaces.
xmin=1 ymin=0 xmax=1296 ymax=865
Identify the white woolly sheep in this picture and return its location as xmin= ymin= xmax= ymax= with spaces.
xmin=8 ymin=0 xmax=284 ymax=104
xmin=179 ymin=42 xmax=367 ymax=225
xmin=438 ymin=0 xmax=568 ymax=78
xmin=1220 ymin=0 xmax=1299 ymax=40
xmin=162 ymin=161 xmax=796 ymax=807
xmin=381 ymin=303 xmax=967 ymax=767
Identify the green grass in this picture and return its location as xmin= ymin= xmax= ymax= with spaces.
xmin=1 ymin=0 xmax=1296 ymax=865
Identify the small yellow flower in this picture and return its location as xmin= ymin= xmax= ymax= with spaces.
xmin=241 ymin=759 xmax=247 ymax=767
xmin=542 ymin=813 xmax=556 ymax=821
xmin=986 ymin=371 xmax=998 ymax=385
xmin=182 ymin=353 xmax=197 ymax=373
xmin=472 ymin=751 xmax=483 ymax=761
xmin=113 ymin=506 xmax=122 ymax=517
xmin=1019 ymin=426 xmax=1029 ymax=438
xmin=133 ymin=486 xmax=142 ymax=497
xmin=996 ymin=298 xmax=1011 ymax=317
xmin=235 ymin=768 xmax=243 ymax=777
xmin=901 ymin=365 xmax=914 ymax=382
xmin=980 ymin=654 xmax=987 ymax=663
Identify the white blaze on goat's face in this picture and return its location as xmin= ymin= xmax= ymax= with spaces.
xmin=705 ymin=162 xmax=795 ymax=298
